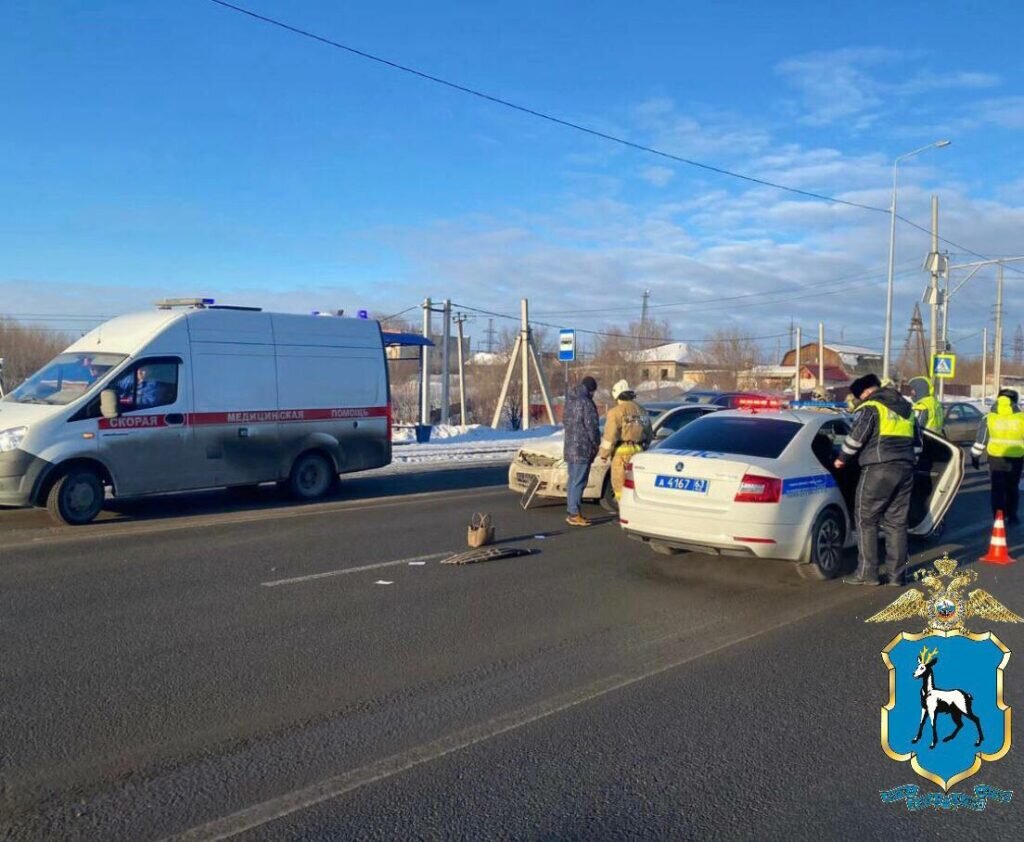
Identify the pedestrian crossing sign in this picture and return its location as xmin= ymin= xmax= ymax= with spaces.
xmin=932 ymin=353 xmax=956 ymax=379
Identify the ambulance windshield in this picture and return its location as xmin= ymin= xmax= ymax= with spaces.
xmin=4 ymin=353 xmax=127 ymax=406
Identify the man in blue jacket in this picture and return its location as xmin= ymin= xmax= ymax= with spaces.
xmin=563 ymin=376 xmax=601 ymax=527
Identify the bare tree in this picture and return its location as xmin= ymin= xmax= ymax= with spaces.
xmin=0 ymin=318 xmax=73 ymax=393
xmin=696 ymin=328 xmax=763 ymax=391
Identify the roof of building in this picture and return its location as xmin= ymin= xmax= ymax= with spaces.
xmin=630 ymin=341 xmax=691 ymax=364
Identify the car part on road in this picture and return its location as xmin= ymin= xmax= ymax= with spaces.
xmin=649 ymin=541 xmax=682 ymax=556
xmin=46 ymin=467 xmax=105 ymax=525
xmin=441 ymin=546 xmax=534 ymax=565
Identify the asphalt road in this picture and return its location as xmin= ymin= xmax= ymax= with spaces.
xmin=1 ymin=465 xmax=1021 ymax=841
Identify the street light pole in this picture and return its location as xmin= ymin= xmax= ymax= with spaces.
xmin=882 ymin=140 xmax=951 ymax=382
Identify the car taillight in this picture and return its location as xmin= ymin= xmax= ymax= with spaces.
xmin=734 ymin=473 xmax=781 ymax=503
xmin=386 ymin=403 xmax=393 ymax=443
xmin=624 ymin=461 xmax=635 ymax=490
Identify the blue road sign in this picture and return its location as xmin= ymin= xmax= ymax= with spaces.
xmin=932 ymin=353 xmax=956 ymax=379
xmin=558 ymin=329 xmax=576 ymax=362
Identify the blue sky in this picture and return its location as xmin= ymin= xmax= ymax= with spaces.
xmin=2 ymin=0 xmax=1023 ymax=356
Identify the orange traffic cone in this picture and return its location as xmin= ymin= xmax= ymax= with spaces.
xmin=980 ymin=510 xmax=1016 ymax=565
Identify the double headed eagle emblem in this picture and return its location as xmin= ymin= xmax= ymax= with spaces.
xmin=867 ymin=554 xmax=1022 ymax=634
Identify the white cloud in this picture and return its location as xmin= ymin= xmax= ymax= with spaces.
xmin=640 ymin=165 xmax=675 ymax=187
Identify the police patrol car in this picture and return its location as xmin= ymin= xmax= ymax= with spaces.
xmin=618 ymin=399 xmax=964 ymax=578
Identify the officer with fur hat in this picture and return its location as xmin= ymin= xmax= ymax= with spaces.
xmin=834 ymin=373 xmax=922 ymax=586
xmin=971 ymin=388 xmax=1024 ymax=524
xmin=598 ymin=379 xmax=652 ymax=505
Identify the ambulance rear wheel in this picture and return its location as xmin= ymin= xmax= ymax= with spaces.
xmin=288 ymin=451 xmax=336 ymax=500
xmin=46 ymin=468 xmax=104 ymax=526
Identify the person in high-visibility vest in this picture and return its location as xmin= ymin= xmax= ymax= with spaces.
xmin=909 ymin=375 xmax=944 ymax=433
xmin=971 ymin=389 xmax=1024 ymax=525
xmin=834 ymin=373 xmax=923 ymax=587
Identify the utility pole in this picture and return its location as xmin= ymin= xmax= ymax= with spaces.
xmin=639 ymin=289 xmax=651 ymax=348
xmin=440 ymin=299 xmax=452 ymax=425
xmin=994 ymin=264 xmax=1005 ymax=394
xmin=420 ymin=297 xmax=432 ymax=426
xmin=982 ymin=327 xmax=988 ymax=401
xmin=491 ymin=298 xmax=555 ymax=430
xmin=818 ymin=322 xmax=825 ymax=392
xmin=484 ymin=318 xmax=497 ymax=354
xmin=794 ymin=326 xmax=802 ymax=401
xmin=927 ymin=196 xmax=940 ymax=365
xmin=454 ymin=313 xmax=468 ymax=424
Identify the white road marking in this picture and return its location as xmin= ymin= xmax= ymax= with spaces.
xmin=374 ymin=580 xmax=394 ymax=586
xmin=164 ymin=596 xmax=855 ymax=842
xmin=407 ymin=561 xmax=427 ymax=566
xmin=260 ymin=553 xmax=449 ymax=587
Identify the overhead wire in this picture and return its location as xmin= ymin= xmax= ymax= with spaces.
xmin=208 ymin=0 xmax=1017 ymax=269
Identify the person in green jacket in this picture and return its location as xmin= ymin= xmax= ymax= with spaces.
xmin=971 ymin=389 xmax=1024 ymax=524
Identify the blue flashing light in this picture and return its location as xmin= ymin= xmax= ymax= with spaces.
xmin=789 ymin=400 xmax=848 ymax=409
xmin=201 ymin=298 xmax=215 ymax=305
xmin=357 ymin=309 xmax=369 ymax=319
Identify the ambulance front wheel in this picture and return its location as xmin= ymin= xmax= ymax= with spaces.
xmin=46 ymin=467 xmax=105 ymax=526
xmin=288 ymin=451 xmax=337 ymax=501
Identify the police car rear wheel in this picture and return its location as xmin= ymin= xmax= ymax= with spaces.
xmin=47 ymin=468 xmax=104 ymax=525
xmin=288 ymin=451 xmax=335 ymax=500
xmin=802 ymin=508 xmax=845 ymax=579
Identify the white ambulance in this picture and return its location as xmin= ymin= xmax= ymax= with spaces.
xmin=0 ymin=300 xmax=392 ymax=524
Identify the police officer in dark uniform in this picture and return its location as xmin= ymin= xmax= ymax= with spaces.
xmin=834 ymin=374 xmax=922 ymax=586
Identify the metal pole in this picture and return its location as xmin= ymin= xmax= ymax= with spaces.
xmin=421 ymin=297 xmax=432 ymax=426
xmin=994 ymin=265 xmax=1004 ymax=394
xmin=982 ymin=327 xmax=988 ymax=401
xmin=440 ymin=299 xmax=451 ymax=426
xmin=528 ymin=339 xmax=555 ymax=425
xmin=455 ymin=314 xmax=467 ymax=424
xmin=794 ymin=327 xmax=802 ymax=401
xmin=938 ymin=254 xmax=951 ymax=402
xmin=929 ymin=196 xmax=940 ymax=366
xmin=818 ymin=321 xmax=825 ymax=392
xmin=882 ymin=164 xmax=899 ymax=381
xmin=520 ymin=298 xmax=530 ymax=430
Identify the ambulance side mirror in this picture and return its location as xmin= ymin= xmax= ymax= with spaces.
xmin=100 ymin=389 xmax=120 ymax=419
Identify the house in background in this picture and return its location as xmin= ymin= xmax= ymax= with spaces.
xmin=631 ymin=341 xmax=691 ymax=384
xmin=780 ymin=342 xmax=882 ymax=378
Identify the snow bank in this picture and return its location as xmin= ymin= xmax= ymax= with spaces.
xmin=392 ymin=423 xmax=559 ymax=444
xmin=388 ymin=423 xmax=561 ymax=469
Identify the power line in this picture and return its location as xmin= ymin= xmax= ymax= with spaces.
xmin=208 ymin=1 xmax=1016 ymax=268
xmin=451 ymin=302 xmax=789 ymax=345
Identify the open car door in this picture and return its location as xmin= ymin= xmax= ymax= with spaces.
xmin=908 ymin=428 xmax=965 ymax=536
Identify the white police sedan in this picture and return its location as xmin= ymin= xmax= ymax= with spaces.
xmin=618 ymin=405 xmax=964 ymax=579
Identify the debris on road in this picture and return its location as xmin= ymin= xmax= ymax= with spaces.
xmin=442 ymin=547 xmax=534 ymax=565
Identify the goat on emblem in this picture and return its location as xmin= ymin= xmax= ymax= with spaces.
xmin=911 ymin=646 xmax=984 ymax=750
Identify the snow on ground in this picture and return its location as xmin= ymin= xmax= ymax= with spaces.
xmin=389 ymin=424 xmax=561 ymax=468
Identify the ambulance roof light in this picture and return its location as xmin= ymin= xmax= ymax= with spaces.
xmin=156 ymin=297 xmax=216 ymax=309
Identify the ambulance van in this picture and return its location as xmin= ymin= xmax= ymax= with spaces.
xmin=0 ymin=300 xmax=392 ymax=524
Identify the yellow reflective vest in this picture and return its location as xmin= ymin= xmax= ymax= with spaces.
xmin=859 ymin=399 xmax=916 ymax=438
xmin=913 ymin=394 xmax=944 ymax=432
xmin=986 ymin=411 xmax=1024 ymax=458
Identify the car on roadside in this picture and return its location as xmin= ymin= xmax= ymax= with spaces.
xmin=941 ymin=401 xmax=985 ymax=445
xmin=618 ymin=407 xmax=964 ymax=579
xmin=508 ymin=404 xmax=721 ymax=507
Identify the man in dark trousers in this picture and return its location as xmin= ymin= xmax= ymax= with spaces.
xmin=834 ymin=374 xmax=922 ymax=586
xmin=970 ymin=389 xmax=1024 ymax=525
xmin=563 ymin=376 xmax=601 ymax=527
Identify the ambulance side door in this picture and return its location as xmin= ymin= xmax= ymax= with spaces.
xmin=97 ymin=355 xmax=195 ymax=496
